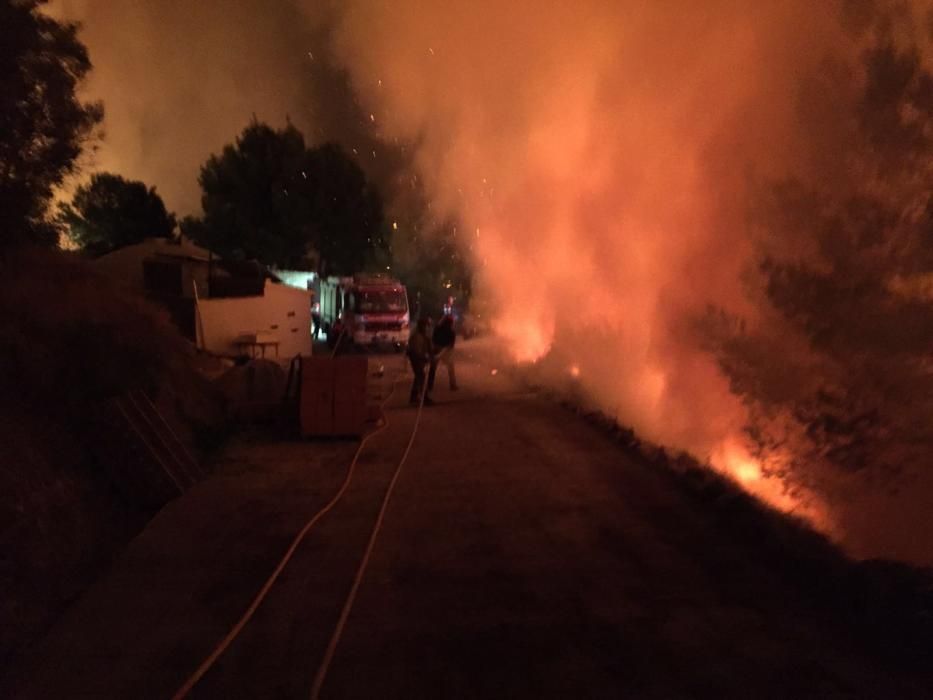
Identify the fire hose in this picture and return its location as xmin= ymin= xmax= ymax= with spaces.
xmin=170 ymin=351 xmax=430 ymax=699
xmin=309 ymin=354 xmax=431 ymax=699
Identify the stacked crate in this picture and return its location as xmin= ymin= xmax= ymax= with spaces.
xmin=299 ymin=356 xmax=368 ymax=437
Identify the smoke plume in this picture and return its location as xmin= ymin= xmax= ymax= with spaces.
xmin=325 ymin=1 xmax=933 ymax=563
xmin=54 ymin=0 xmax=933 ymax=563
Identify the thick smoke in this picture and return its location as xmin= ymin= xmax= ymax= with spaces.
xmin=324 ymin=4 xmax=840 ymax=495
xmin=54 ymin=0 xmax=933 ymax=563
xmin=324 ymin=1 xmax=933 ymax=563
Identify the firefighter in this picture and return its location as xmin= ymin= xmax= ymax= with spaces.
xmin=407 ymin=316 xmax=434 ymax=405
xmin=311 ymin=300 xmax=322 ymax=339
xmin=442 ymin=295 xmax=460 ymax=324
xmin=429 ymin=313 xmax=458 ymax=391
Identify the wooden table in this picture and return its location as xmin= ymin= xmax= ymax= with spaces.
xmin=235 ymin=339 xmax=280 ymax=359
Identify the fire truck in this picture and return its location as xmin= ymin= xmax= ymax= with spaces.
xmin=318 ymin=274 xmax=410 ymax=349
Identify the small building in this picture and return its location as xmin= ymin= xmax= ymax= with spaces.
xmin=94 ymin=236 xmax=213 ymax=299
xmin=95 ymin=237 xmax=313 ymax=359
xmin=95 ymin=237 xmax=215 ymax=338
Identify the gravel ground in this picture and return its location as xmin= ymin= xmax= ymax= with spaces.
xmin=4 ymin=342 xmax=931 ymax=699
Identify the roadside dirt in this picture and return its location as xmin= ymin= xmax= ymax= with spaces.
xmin=4 ymin=344 xmax=931 ymax=699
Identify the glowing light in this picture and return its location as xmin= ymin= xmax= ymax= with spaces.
xmin=733 ymin=459 xmax=761 ymax=483
xmin=491 ymin=368 xmax=498 ymax=375
xmin=707 ymin=439 xmax=829 ymax=532
xmin=569 ymin=364 xmax=581 ymax=378
xmin=499 ymin=318 xmax=553 ymax=363
xmin=713 ymin=440 xmax=762 ymax=484
xmin=392 ymin=221 xmax=398 ymax=230
xmin=370 ymin=113 xmax=375 ymax=122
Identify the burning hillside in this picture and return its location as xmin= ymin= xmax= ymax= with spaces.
xmin=325 ymin=0 xmax=933 ymax=563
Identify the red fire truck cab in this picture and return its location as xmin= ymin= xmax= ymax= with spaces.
xmin=319 ymin=274 xmax=410 ymax=349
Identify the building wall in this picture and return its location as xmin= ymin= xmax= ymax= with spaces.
xmin=183 ymin=260 xmax=212 ymax=299
xmin=195 ymin=280 xmax=312 ymax=360
xmin=95 ymin=237 xmax=213 ymax=298
xmin=273 ymin=269 xmax=317 ymax=292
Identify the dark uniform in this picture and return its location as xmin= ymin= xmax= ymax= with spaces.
xmin=407 ymin=319 xmax=433 ymax=404
xmin=429 ymin=315 xmax=458 ymax=391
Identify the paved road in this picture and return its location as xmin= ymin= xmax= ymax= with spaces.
xmin=4 ymin=341 xmax=930 ymax=698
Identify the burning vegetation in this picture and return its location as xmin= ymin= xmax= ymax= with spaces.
xmin=325 ymin=0 xmax=933 ymax=563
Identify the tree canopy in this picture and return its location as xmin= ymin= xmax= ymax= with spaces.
xmin=59 ymin=172 xmax=176 ymax=255
xmin=183 ymin=121 xmax=388 ymax=272
xmin=0 ymin=0 xmax=102 ymax=247
xmin=310 ymin=142 xmax=389 ymax=274
xmin=703 ymin=27 xmax=933 ymax=491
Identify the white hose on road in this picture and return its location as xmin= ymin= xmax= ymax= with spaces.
xmin=309 ymin=358 xmax=430 ymax=699
xmin=171 ymin=354 xmax=412 ymax=699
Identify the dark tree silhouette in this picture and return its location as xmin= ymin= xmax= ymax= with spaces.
xmin=183 ymin=121 xmax=387 ymax=272
xmin=185 ymin=122 xmax=312 ymax=267
xmin=0 ymin=0 xmax=102 ymax=247
xmin=309 ymin=142 xmax=388 ymax=275
xmin=60 ymin=173 xmax=176 ymax=255
xmin=703 ymin=28 xmax=933 ymax=491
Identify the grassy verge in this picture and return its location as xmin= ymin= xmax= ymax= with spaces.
xmin=499 ymin=348 xmax=933 ymax=672
xmin=563 ymin=402 xmax=933 ymax=668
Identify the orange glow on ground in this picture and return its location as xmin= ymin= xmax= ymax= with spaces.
xmin=495 ymin=315 xmax=553 ymax=364
xmin=712 ymin=441 xmax=766 ymax=486
xmin=732 ymin=458 xmax=762 ymax=484
xmin=709 ymin=439 xmax=831 ymax=533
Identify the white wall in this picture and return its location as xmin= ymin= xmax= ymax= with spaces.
xmin=196 ymin=280 xmax=312 ymax=361
xmin=273 ymin=269 xmax=317 ymax=292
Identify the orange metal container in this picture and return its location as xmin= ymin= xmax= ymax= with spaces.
xmin=333 ymin=356 xmax=368 ymax=436
xmin=299 ymin=356 xmax=368 ymax=437
xmin=300 ymin=357 xmax=334 ymax=437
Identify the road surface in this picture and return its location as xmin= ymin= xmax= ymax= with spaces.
xmin=3 ymin=341 xmax=930 ymax=698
